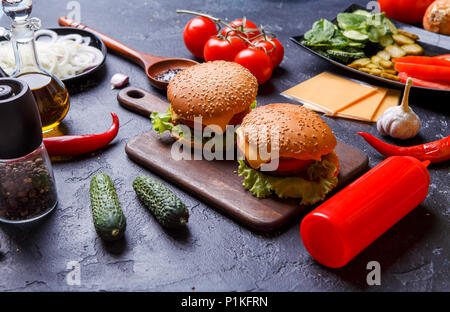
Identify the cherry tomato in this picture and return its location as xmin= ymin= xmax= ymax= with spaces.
xmin=234 ymin=48 xmax=273 ymax=84
xmin=203 ymin=36 xmax=247 ymax=62
xmin=183 ymin=17 xmax=218 ymax=58
xmin=251 ymin=36 xmax=284 ymax=67
xmin=378 ymin=0 xmax=435 ymax=24
xmin=221 ymin=18 xmax=260 ymax=39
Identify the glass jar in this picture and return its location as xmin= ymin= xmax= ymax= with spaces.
xmin=1 ymin=0 xmax=70 ymax=133
xmin=0 ymin=143 xmax=57 ymax=223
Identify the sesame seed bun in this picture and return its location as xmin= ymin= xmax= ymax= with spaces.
xmin=238 ymin=103 xmax=337 ymax=161
xmin=167 ymin=61 xmax=258 ymax=132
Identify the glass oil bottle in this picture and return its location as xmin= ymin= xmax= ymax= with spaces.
xmin=1 ymin=0 xmax=70 ymax=133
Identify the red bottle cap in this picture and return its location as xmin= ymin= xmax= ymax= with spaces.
xmin=300 ymin=156 xmax=430 ymax=268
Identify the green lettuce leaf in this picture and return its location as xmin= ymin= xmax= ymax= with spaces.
xmin=149 ymin=106 xmax=184 ymax=138
xmin=238 ymin=159 xmax=338 ymax=205
xmin=150 ymin=106 xmax=174 ymax=134
xmin=251 ymin=100 xmax=257 ymax=110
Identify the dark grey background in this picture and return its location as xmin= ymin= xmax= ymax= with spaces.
xmin=0 ymin=0 xmax=448 ymax=292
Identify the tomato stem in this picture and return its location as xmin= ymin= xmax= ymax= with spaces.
xmin=176 ymin=9 xmax=267 ymax=51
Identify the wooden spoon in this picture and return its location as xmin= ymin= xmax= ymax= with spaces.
xmin=58 ymin=16 xmax=198 ymax=90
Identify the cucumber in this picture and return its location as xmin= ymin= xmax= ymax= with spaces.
xmin=90 ymin=173 xmax=126 ymax=241
xmin=326 ymin=49 xmax=365 ymax=63
xmin=133 ymin=175 xmax=189 ymax=228
xmin=385 ymin=18 xmax=398 ymax=34
xmin=342 ymin=30 xmax=368 ymax=41
xmin=379 ymin=34 xmax=394 ymax=47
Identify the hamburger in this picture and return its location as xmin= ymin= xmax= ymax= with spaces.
xmin=236 ymin=103 xmax=340 ymax=205
xmin=151 ymin=60 xmax=258 ymax=149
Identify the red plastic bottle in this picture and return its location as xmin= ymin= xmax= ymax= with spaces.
xmin=300 ymin=156 xmax=430 ymax=268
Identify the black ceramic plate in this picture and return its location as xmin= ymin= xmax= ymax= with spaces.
xmin=0 ymin=27 xmax=107 ymax=83
xmin=290 ymin=4 xmax=450 ymax=92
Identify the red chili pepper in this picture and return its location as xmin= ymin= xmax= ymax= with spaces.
xmin=44 ymin=112 xmax=119 ymax=156
xmin=357 ymin=132 xmax=450 ymax=163
xmin=398 ymin=72 xmax=450 ymax=90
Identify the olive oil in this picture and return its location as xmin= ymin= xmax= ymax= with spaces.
xmin=3 ymin=0 xmax=70 ymax=133
xmin=18 ymin=72 xmax=70 ymax=132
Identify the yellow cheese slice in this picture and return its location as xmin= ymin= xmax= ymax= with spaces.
xmin=281 ymin=72 xmax=377 ymax=114
xmin=171 ymin=107 xmax=238 ymax=135
xmin=371 ymin=89 xmax=401 ymax=122
xmin=336 ymin=88 xmax=388 ymax=122
xmin=236 ymin=127 xmax=267 ymax=169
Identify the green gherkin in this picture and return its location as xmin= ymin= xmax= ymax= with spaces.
xmin=132 ymin=175 xmax=189 ymax=228
xmin=90 ymin=173 xmax=126 ymax=241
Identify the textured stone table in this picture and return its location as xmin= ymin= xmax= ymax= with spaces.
xmin=0 ymin=0 xmax=448 ymax=292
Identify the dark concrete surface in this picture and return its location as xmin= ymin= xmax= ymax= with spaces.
xmin=0 ymin=0 xmax=448 ymax=292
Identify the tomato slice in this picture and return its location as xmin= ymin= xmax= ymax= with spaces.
xmin=275 ymin=158 xmax=314 ymax=173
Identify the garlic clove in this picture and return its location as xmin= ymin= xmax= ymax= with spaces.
xmin=110 ymin=73 xmax=129 ymax=89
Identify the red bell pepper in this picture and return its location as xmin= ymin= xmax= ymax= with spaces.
xmin=44 ymin=112 xmax=119 ymax=156
xmin=394 ymin=62 xmax=450 ymax=83
xmin=393 ymin=56 xmax=450 ymax=67
xmin=398 ymin=72 xmax=450 ymax=90
xmin=435 ymin=54 xmax=450 ymax=61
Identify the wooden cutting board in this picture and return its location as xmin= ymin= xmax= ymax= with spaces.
xmin=119 ymin=87 xmax=369 ymax=231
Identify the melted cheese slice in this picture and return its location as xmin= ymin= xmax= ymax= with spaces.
xmin=236 ymin=127 xmax=266 ymax=169
xmin=237 ymin=127 xmax=315 ymax=170
xmin=336 ymin=88 xmax=388 ymax=121
xmin=171 ymin=107 xmax=247 ymax=135
xmin=281 ymin=72 xmax=377 ymax=114
xmin=371 ymin=89 xmax=401 ymax=121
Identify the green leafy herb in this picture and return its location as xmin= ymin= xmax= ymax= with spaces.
xmin=302 ymin=9 xmax=397 ymax=64
xmin=337 ymin=12 xmax=367 ymax=30
xmin=304 ymin=19 xmax=337 ymax=44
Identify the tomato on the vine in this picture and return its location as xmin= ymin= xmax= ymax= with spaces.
xmin=183 ymin=16 xmax=218 ymax=58
xmin=234 ymin=48 xmax=273 ymax=85
xmin=203 ymin=36 xmax=247 ymax=62
xmin=251 ymin=36 xmax=284 ymax=67
xmin=221 ymin=18 xmax=260 ymax=39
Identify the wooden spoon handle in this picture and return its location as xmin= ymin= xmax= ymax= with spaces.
xmin=58 ymin=16 xmax=146 ymax=67
xmin=117 ymin=86 xmax=168 ymax=116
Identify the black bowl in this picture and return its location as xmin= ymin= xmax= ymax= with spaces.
xmin=0 ymin=27 xmax=107 ymax=84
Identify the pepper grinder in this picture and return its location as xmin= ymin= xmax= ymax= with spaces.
xmin=0 ymin=77 xmax=58 ymax=223
xmin=1 ymin=0 xmax=70 ymax=133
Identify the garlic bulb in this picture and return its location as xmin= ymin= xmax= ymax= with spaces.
xmin=377 ymin=78 xmax=420 ymax=139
